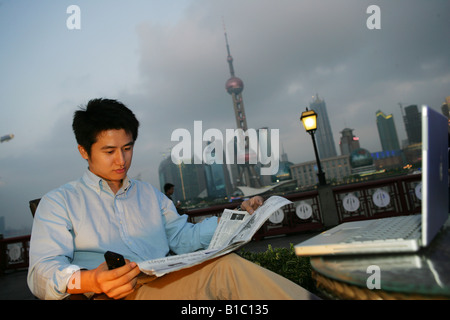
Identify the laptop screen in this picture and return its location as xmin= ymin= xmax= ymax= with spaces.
xmin=421 ymin=105 xmax=449 ymax=246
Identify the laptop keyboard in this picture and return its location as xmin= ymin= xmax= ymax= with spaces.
xmin=343 ymin=215 xmax=421 ymax=243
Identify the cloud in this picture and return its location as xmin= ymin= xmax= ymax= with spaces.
xmin=134 ymin=0 xmax=448 ymax=146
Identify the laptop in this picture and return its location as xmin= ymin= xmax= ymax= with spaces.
xmin=295 ymin=105 xmax=449 ymax=256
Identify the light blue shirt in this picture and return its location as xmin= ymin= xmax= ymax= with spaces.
xmin=27 ymin=169 xmax=218 ymax=300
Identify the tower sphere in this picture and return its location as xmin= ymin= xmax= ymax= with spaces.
xmin=225 ymin=76 xmax=244 ymax=95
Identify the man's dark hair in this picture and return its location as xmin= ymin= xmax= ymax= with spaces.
xmin=164 ymin=183 xmax=174 ymax=193
xmin=72 ymin=98 xmax=140 ymax=156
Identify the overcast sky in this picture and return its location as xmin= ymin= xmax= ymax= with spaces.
xmin=0 ymin=0 xmax=449 ymax=233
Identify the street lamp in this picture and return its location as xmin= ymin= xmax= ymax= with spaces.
xmin=300 ymin=108 xmax=327 ymax=186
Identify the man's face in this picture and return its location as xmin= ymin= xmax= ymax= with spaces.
xmin=78 ymin=129 xmax=134 ymax=192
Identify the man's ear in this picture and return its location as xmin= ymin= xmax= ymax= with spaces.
xmin=78 ymin=145 xmax=89 ymax=160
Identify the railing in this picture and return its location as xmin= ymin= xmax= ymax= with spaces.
xmin=0 ymin=235 xmax=30 ymax=274
xmin=187 ymin=174 xmax=422 ymax=239
xmin=333 ymin=174 xmax=421 ymax=223
xmin=253 ymin=190 xmax=324 ymax=240
xmin=0 ymin=174 xmax=422 ymax=273
xmin=186 ymin=189 xmax=325 ymax=240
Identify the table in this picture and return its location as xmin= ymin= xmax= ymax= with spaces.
xmin=310 ymin=217 xmax=450 ymax=300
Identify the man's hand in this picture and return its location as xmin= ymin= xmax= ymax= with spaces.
xmin=67 ymin=259 xmax=141 ymax=299
xmin=240 ymin=196 xmax=264 ymax=214
xmin=92 ymin=260 xmax=140 ymax=299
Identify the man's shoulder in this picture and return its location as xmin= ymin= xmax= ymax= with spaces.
xmin=130 ymin=180 xmax=168 ymax=205
xmin=41 ymin=178 xmax=83 ymax=200
xmin=34 ymin=178 xmax=84 ymax=219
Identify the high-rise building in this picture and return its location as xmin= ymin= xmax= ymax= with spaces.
xmin=403 ymin=105 xmax=422 ymax=145
xmin=441 ymin=96 xmax=450 ymax=120
xmin=204 ymin=141 xmax=234 ymax=198
xmin=158 ymin=156 xmax=206 ymax=202
xmin=256 ymin=127 xmax=272 ymax=186
xmin=376 ymin=110 xmax=401 ymax=151
xmin=223 ymin=28 xmax=261 ymax=188
xmin=204 ymin=162 xmax=232 ymax=199
xmin=309 ymin=94 xmax=337 ymax=159
xmin=339 ymin=128 xmax=360 ymax=155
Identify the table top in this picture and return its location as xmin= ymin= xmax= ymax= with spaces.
xmin=310 ymin=217 xmax=450 ymax=299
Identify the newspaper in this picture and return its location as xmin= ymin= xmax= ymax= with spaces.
xmin=138 ymin=196 xmax=292 ymax=277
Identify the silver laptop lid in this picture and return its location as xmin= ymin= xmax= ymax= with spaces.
xmin=421 ymin=105 xmax=448 ymax=246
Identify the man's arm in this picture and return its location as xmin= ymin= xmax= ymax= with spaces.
xmin=27 ymin=193 xmax=81 ymax=299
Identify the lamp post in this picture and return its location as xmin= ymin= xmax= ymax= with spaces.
xmin=300 ymin=108 xmax=327 ymax=186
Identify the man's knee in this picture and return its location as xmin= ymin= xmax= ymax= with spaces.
xmin=212 ymin=253 xmax=261 ymax=278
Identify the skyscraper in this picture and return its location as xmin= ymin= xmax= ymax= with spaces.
xmin=223 ymin=28 xmax=261 ymax=188
xmin=204 ymin=141 xmax=234 ymax=198
xmin=309 ymin=94 xmax=337 ymax=159
xmin=339 ymin=128 xmax=360 ymax=155
xmin=403 ymin=105 xmax=422 ymax=145
xmin=441 ymin=97 xmax=449 ymax=119
xmin=376 ymin=110 xmax=400 ymax=151
xmin=158 ymin=156 xmax=206 ymax=202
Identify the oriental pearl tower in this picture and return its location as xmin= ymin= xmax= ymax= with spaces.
xmin=224 ymin=28 xmax=261 ymax=188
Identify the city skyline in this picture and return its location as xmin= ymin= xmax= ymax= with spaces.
xmin=0 ymin=1 xmax=449 ymax=233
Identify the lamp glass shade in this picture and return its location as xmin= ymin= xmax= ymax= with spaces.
xmin=301 ymin=110 xmax=318 ymax=132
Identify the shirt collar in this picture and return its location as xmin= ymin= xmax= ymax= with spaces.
xmin=82 ymin=168 xmax=133 ymax=195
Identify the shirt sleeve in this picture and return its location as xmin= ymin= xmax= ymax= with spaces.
xmin=27 ymin=191 xmax=82 ymax=300
xmin=159 ymin=193 xmax=218 ymax=255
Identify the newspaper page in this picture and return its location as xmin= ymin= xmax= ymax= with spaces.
xmin=230 ymin=196 xmax=292 ymax=244
xmin=138 ymin=196 xmax=292 ymax=277
xmin=207 ymin=209 xmax=253 ymax=249
xmin=208 ymin=196 xmax=292 ymax=249
xmin=137 ymin=248 xmax=220 ymax=277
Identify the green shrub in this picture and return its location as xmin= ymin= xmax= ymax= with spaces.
xmin=238 ymin=243 xmax=317 ymax=294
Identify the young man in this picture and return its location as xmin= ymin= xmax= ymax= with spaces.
xmin=164 ymin=183 xmax=175 ymax=200
xmin=27 ymin=98 xmax=314 ymax=300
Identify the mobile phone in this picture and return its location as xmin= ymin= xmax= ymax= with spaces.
xmin=104 ymin=251 xmax=126 ymax=270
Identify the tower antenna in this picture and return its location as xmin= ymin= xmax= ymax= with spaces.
xmin=223 ymin=18 xmax=235 ymax=77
